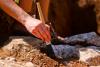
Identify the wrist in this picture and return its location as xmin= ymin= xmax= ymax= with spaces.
xmin=18 ymin=15 xmax=32 ymax=25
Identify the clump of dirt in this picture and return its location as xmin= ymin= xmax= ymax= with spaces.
xmin=87 ymin=56 xmax=100 ymax=66
xmin=31 ymin=52 xmax=59 ymax=67
xmin=66 ymin=61 xmax=89 ymax=67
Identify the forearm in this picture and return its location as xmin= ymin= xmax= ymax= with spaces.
xmin=0 ymin=0 xmax=33 ymax=25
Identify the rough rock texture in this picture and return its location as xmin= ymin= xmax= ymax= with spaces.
xmin=0 ymin=36 xmax=59 ymax=67
xmin=0 ymin=32 xmax=99 ymax=67
xmin=65 ymin=32 xmax=100 ymax=46
xmin=64 ymin=32 xmax=100 ymax=66
xmin=79 ymin=46 xmax=100 ymax=64
xmin=0 ymin=57 xmax=38 ymax=67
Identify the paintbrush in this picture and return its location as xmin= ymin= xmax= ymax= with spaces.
xmin=36 ymin=2 xmax=67 ymax=45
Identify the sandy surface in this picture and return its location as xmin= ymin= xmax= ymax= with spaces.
xmin=0 ymin=32 xmax=99 ymax=67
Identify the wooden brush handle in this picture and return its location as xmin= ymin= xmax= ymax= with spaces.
xmin=36 ymin=2 xmax=45 ymax=23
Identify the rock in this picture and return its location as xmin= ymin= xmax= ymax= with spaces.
xmin=24 ymin=62 xmax=37 ymax=67
xmin=3 ymin=36 xmax=43 ymax=50
xmin=79 ymin=46 xmax=100 ymax=65
xmin=0 ymin=34 xmax=99 ymax=67
xmin=51 ymin=45 xmax=79 ymax=60
xmin=88 ymin=37 xmax=100 ymax=47
xmin=65 ymin=32 xmax=97 ymax=45
xmin=0 ymin=57 xmax=38 ymax=67
xmin=64 ymin=32 xmax=100 ymax=66
xmin=65 ymin=32 xmax=100 ymax=47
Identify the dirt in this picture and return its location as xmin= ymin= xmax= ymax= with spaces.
xmin=66 ymin=61 xmax=89 ymax=67
xmin=87 ymin=56 xmax=100 ymax=66
xmin=0 ymin=35 xmax=99 ymax=67
xmin=0 ymin=47 xmax=89 ymax=67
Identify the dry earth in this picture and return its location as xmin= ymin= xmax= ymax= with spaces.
xmin=0 ymin=32 xmax=99 ymax=67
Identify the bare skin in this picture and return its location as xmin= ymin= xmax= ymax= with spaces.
xmin=0 ymin=0 xmax=51 ymax=43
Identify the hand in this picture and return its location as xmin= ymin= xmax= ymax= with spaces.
xmin=24 ymin=17 xmax=51 ymax=43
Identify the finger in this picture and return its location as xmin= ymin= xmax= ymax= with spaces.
xmin=46 ymin=25 xmax=51 ymax=40
xmin=44 ymin=28 xmax=51 ymax=43
xmin=45 ymin=24 xmax=50 ymax=31
xmin=41 ymin=24 xmax=51 ymax=42
xmin=45 ymin=24 xmax=51 ymax=40
xmin=37 ymin=29 xmax=46 ymax=42
xmin=57 ymin=36 xmax=64 ymax=41
xmin=38 ymin=26 xmax=49 ymax=42
xmin=32 ymin=30 xmax=45 ymax=41
xmin=41 ymin=24 xmax=50 ymax=40
xmin=45 ymin=28 xmax=51 ymax=43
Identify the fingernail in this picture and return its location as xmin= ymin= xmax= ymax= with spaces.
xmin=46 ymin=42 xmax=51 ymax=45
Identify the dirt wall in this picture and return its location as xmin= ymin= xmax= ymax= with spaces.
xmin=48 ymin=0 xmax=97 ymax=37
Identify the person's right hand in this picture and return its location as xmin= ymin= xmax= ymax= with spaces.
xmin=24 ymin=17 xmax=51 ymax=43
xmin=0 ymin=0 xmax=50 ymax=44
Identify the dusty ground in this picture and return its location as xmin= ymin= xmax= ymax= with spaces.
xmin=0 ymin=32 xmax=99 ymax=67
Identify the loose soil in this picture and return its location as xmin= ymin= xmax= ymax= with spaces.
xmin=0 ymin=36 xmax=99 ymax=67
